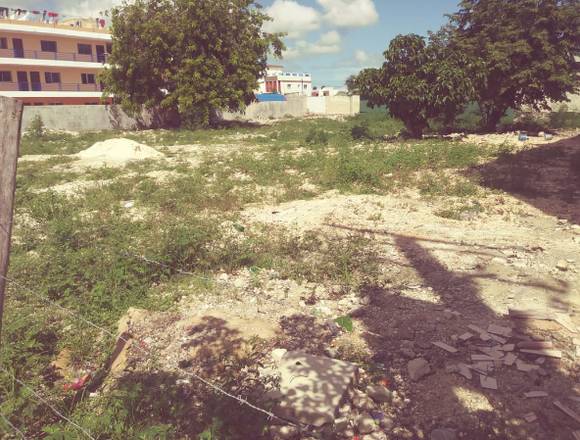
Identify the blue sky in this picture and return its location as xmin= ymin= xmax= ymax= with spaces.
xmin=260 ymin=0 xmax=462 ymax=86
xmin=12 ymin=0 xmax=462 ymax=86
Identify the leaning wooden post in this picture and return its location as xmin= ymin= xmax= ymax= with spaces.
xmin=0 ymin=97 xmax=23 ymax=341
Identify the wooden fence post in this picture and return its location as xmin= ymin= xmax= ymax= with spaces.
xmin=0 ymin=97 xmax=23 ymax=340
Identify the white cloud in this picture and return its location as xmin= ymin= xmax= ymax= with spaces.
xmin=317 ymin=0 xmax=379 ymax=28
xmin=263 ymin=0 xmax=322 ymax=39
xmin=353 ymin=49 xmax=383 ymax=66
xmin=283 ymin=31 xmax=342 ymax=59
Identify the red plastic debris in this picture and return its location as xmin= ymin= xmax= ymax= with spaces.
xmin=63 ymin=374 xmax=91 ymax=391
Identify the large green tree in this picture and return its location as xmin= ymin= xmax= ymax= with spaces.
xmin=101 ymin=0 xmax=284 ymax=128
xmin=348 ymin=34 xmax=479 ymax=137
xmin=450 ymin=0 xmax=580 ymax=131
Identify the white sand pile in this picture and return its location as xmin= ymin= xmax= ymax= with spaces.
xmin=74 ymin=138 xmax=164 ymax=168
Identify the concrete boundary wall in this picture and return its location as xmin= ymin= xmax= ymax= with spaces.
xmin=221 ymin=96 xmax=307 ymax=121
xmin=22 ymin=105 xmax=150 ymax=132
xmin=21 ymin=95 xmax=362 ymax=132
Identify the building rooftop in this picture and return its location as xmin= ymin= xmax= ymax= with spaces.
xmin=0 ymin=6 xmax=110 ymax=34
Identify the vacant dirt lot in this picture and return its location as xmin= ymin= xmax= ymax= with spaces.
xmin=5 ymin=121 xmax=580 ymax=438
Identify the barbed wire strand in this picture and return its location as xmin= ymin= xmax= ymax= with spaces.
xmin=0 ymin=366 xmax=95 ymax=440
xmin=0 ymin=412 xmax=26 ymax=439
xmin=0 ymin=274 xmax=298 ymax=428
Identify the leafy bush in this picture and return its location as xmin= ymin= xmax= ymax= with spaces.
xmin=28 ymin=114 xmax=45 ymax=138
xmin=304 ymin=128 xmax=329 ymax=145
xmin=350 ymin=122 xmax=372 ymax=140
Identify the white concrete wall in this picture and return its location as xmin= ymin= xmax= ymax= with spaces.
xmin=307 ymin=96 xmax=360 ymax=116
xmin=22 ymin=104 xmax=151 ymax=131
xmin=221 ymin=96 xmax=308 ymax=121
xmin=307 ymin=96 xmax=326 ymax=114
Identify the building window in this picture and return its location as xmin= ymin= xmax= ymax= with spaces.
xmin=78 ymin=44 xmax=92 ymax=55
xmin=0 ymin=38 xmax=7 ymax=49
xmin=41 ymin=40 xmax=57 ymax=52
xmin=45 ymin=72 xmax=61 ymax=83
xmin=0 ymin=71 xmax=12 ymax=82
xmin=81 ymin=73 xmax=96 ymax=84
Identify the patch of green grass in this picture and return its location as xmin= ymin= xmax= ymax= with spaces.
xmin=434 ymin=200 xmax=484 ymax=220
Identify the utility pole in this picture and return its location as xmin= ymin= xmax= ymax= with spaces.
xmin=0 ymin=97 xmax=23 ymax=340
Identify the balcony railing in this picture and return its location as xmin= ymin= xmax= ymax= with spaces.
xmin=0 ymin=81 xmax=104 ymax=92
xmin=0 ymin=48 xmax=109 ymax=63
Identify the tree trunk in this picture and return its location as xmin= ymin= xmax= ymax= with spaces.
xmin=481 ymin=103 xmax=506 ymax=133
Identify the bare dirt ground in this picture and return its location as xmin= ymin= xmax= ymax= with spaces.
xmin=33 ymin=131 xmax=579 ymax=439
xmin=96 ymin=134 xmax=580 ymax=439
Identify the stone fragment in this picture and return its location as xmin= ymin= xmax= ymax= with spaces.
xmin=553 ymin=400 xmax=580 ymax=423
xmin=523 ymin=412 xmax=537 ymax=423
xmin=357 ymin=413 xmax=378 ymax=434
xmin=480 ymin=375 xmax=498 ymax=390
xmin=458 ymin=332 xmax=474 ymax=342
xmin=274 ymin=351 xmax=358 ymax=427
xmin=519 ymin=349 xmax=562 ymax=359
xmin=457 ymin=363 xmax=473 ymax=380
xmin=407 ymin=358 xmax=431 ymax=381
xmin=556 ymin=260 xmax=569 ymax=271
xmin=366 ymin=384 xmax=393 ymax=403
xmin=500 ymin=344 xmax=515 ymax=352
xmin=269 ymin=425 xmax=299 ymax=439
xmin=503 ymin=353 xmax=518 ymax=366
xmin=487 ymin=324 xmax=512 ymax=337
xmin=524 ymin=391 xmax=548 ymax=398
xmin=517 ymin=341 xmax=553 ymax=349
xmin=352 ymin=389 xmax=375 ymax=411
xmin=516 ymin=359 xmax=538 ymax=372
xmin=432 ymin=341 xmax=459 ymax=353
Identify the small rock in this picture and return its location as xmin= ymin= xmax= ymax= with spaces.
xmin=556 ymin=260 xmax=569 ymax=271
xmin=400 ymin=348 xmax=416 ymax=358
xmin=269 ymin=424 xmax=299 ymax=439
xmin=430 ymin=428 xmax=458 ymax=440
xmin=334 ymin=417 xmax=351 ymax=433
xmin=271 ymin=349 xmax=287 ymax=364
xmin=357 ymin=413 xmax=378 ymax=434
xmin=352 ymin=390 xmax=375 ymax=411
xmin=407 ymin=358 xmax=431 ymax=381
xmin=366 ymin=385 xmax=393 ymax=403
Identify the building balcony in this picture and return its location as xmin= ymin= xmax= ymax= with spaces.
xmin=0 ymin=81 xmax=103 ymax=92
xmin=0 ymin=48 xmax=109 ymax=63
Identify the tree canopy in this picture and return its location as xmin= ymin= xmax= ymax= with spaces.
xmin=450 ymin=0 xmax=580 ymax=130
xmin=348 ymin=33 xmax=480 ymax=137
xmin=101 ymin=0 xmax=284 ymax=128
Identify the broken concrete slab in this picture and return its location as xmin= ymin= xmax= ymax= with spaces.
xmin=523 ymin=412 xmax=538 ymax=423
xmin=503 ymin=353 xmax=518 ymax=366
xmin=458 ymin=332 xmax=474 ymax=342
xmin=487 ymin=324 xmax=512 ymax=337
xmin=273 ymin=351 xmax=359 ymax=427
xmin=471 ymin=354 xmax=495 ymax=362
xmin=524 ymin=391 xmax=548 ymax=398
xmin=519 ymin=349 xmax=562 ymax=359
xmin=517 ymin=341 xmax=553 ymax=349
xmin=457 ymin=363 xmax=473 ymax=380
xmin=432 ymin=341 xmax=459 ymax=353
xmin=516 ymin=359 xmax=539 ymax=372
xmin=480 ymin=375 xmax=498 ymax=390
xmin=408 ymin=358 xmax=431 ymax=381
xmin=554 ymin=314 xmax=577 ymax=334
xmin=500 ymin=344 xmax=515 ymax=352
xmin=553 ymin=400 xmax=580 ymax=424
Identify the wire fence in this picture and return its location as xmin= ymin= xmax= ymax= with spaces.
xmin=0 ymin=261 xmax=299 ymax=436
xmin=0 ymin=411 xmax=26 ymax=439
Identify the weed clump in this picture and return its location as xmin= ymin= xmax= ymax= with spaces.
xmin=305 ymin=128 xmax=330 ymax=145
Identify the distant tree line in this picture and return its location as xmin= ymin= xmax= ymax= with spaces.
xmin=347 ymin=0 xmax=580 ymax=137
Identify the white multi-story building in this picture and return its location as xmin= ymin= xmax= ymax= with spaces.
xmin=258 ymin=64 xmax=312 ymax=96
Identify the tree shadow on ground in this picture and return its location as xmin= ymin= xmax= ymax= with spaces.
xmin=105 ymin=316 xmax=275 ymax=439
xmin=470 ymin=135 xmax=580 ymax=225
xmin=325 ymin=223 xmax=579 ymax=439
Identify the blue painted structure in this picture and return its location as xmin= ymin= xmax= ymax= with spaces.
xmin=255 ymin=93 xmax=286 ymax=102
